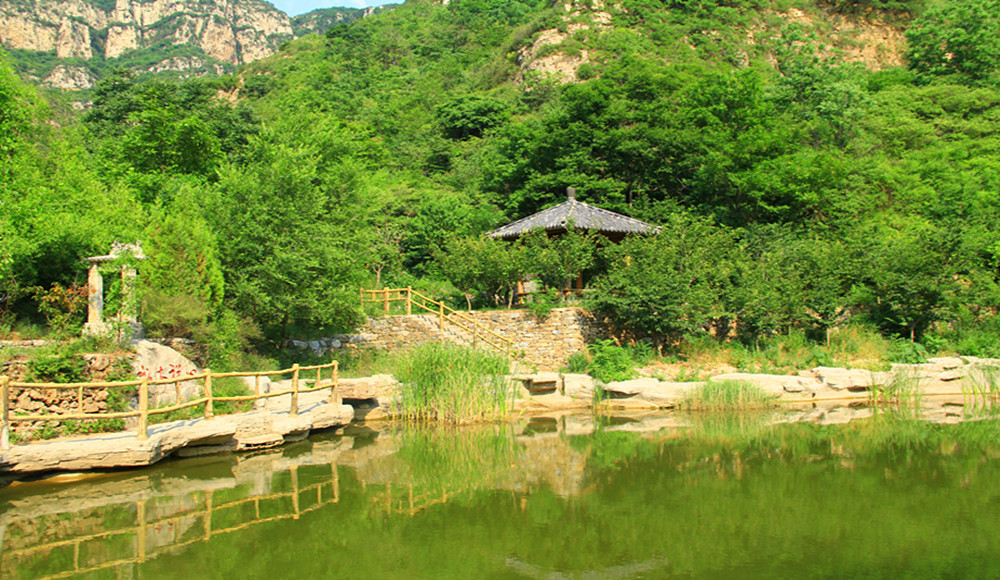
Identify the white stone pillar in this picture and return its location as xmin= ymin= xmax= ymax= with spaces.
xmin=83 ymin=264 xmax=106 ymax=336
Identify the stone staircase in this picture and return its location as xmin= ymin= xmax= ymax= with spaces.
xmin=361 ymin=288 xmax=515 ymax=357
xmin=364 ymin=313 xmax=510 ymax=356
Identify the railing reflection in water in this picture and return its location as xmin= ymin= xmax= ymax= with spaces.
xmin=1 ymin=464 xmax=340 ymax=580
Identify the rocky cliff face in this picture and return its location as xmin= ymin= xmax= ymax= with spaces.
xmin=0 ymin=0 xmax=294 ymax=88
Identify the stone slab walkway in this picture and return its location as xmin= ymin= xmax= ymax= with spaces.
xmin=1 ymin=392 xmax=354 ymax=478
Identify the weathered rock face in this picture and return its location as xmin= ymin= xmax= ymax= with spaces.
xmin=43 ymin=64 xmax=97 ymax=89
xmin=0 ymin=0 xmax=293 ymax=69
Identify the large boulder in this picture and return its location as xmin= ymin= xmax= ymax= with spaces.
xmin=338 ymin=374 xmax=399 ymax=400
xmin=709 ymin=373 xmax=822 ymax=396
xmin=601 ymin=378 xmax=702 ymax=408
xmin=562 ymin=373 xmax=595 ymax=400
xmin=812 ymin=367 xmax=875 ymax=391
xmin=132 ymin=340 xmax=202 ymax=407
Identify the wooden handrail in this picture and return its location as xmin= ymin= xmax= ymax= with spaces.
xmin=414 ymin=291 xmax=511 ymax=351
xmin=0 ymin=360 xmax=340 ymax=449
xmin=361 ymin=288 xmax=515 ymax=357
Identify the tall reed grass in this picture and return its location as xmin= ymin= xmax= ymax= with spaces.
xmin=872 ymin=368 xmax=923 ymax=407
xmin=680 ymin=380 xmax=776 ymax=411
xmin=394 ymin=342 xmax=513 ymax=423
xmin=964 ymin=362 xmax=1000 ymax=414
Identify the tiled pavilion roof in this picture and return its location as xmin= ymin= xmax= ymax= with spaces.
xmin=487 ymin=189 xmax=659 ymax=240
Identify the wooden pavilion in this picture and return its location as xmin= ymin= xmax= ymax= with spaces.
xmin=486 ymin=187 xmax=658 ymax=296
xmin=486 ymin=187 xmax=659 ymax=242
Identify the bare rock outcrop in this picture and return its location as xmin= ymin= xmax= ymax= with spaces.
xmin=1 ymin=0 xmax=293 ymax=72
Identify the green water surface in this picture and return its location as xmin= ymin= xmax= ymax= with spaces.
xmin=3 ymin=411 xmax=1000 ymax=579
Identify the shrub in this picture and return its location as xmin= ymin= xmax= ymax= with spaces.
xmin=565 ymin=350 xmax=589 ymax=374
xmin=827 ymin=324 xmax=892 ymax=368
xmin=25 ymin=353 xmax=87 ymax=383
xmin=888 ymin=339 xmax=928 ymax=364
xmin=142 ymin=290 xmax=211 ymax=338
xmin=30 ymin=283 xmax=88 ymax=337
xmin=526 ymin=287 xmax=560 ymax=319
xmin=588 ymin=339 xmax=634 ymax=383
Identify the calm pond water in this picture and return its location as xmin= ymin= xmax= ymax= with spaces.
xmin=3 ymin=407 xmax=1000 ymax=579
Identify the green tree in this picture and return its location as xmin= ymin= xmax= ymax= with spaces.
xmin=437 ymin=95 xmax=510 ymax=140
xmin=436 ymin=236 xmax=525 ymax=309
xmin=523 ymin=228 xmax=597 ymax=294
xmin=209 ymin=135 xmax=367 ymax=338
xmin=589 ymin=213 xmax=735 ymax=339
xmin=905 ymin=0 xmax=1000 ymax=82
xmin=857 ymin=224 xmax=953 ymax=341
xmin=141 ymin=184 xmax=226 ymax=337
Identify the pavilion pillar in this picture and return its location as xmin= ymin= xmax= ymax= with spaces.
xmin=82 ymin=241 xmax=145 ymax=341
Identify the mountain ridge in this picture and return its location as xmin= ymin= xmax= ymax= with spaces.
xmin=0 ymin=0 xmax=389 ymax=89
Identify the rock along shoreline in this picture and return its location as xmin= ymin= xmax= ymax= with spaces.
xmin=3 ymin=355 xmax=995 ymax=483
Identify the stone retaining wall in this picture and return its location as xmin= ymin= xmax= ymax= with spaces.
xmin=357 ymin=307 xmax=609 ymax=370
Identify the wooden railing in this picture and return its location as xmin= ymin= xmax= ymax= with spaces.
xmin=0 ymin=361 xmax=339 ymax=450
xmin=361 ymin=287 xmax=516 ymax=357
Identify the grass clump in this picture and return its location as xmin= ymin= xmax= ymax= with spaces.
xmin=395 ymin=342 xmax=512 ymax=423
xmin=873 ymin=368 xmax=923 ymax=406
xmin=964 ymin=363 xmax=1000 ymax=412
xmin=680 ymin=380 xmax=776 ymax=411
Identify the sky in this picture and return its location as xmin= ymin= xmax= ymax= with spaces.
xmin=269 ymin=0 xmax=394 ymax=17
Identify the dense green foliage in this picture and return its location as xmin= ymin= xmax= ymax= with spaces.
xmin=3 ymin=0 xmax=1000 ymax=361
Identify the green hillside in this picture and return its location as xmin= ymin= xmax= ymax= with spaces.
xmin=3 ymin=0 xmax=1000 ymax=365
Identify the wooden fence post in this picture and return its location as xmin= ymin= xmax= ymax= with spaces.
xmin=290 ymin=364 xmax=299 ymax=417
xmin=137 ymin=377 xmax=149 ymax=440
xmin=406 ymin=286 xmax=412 ymax=315
xmin=328 ymin=361 xmax=339 ymax=404
xmin=383 ymin=288 xmax=389 ymax=314
xmin=204 ymin=369 xmax=214 ymax=419
xmin=204 ymin=491 xmax=214 ymax=539
xmin=439 ymin=303 xmax=444 ymax=330
xmin=137 ymin=499 xmax=148 ymax=562
xmin=291 ymin=465 xmax=300 ymax=520
xmin=1 ymin=376 xmax=10 ymax=450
